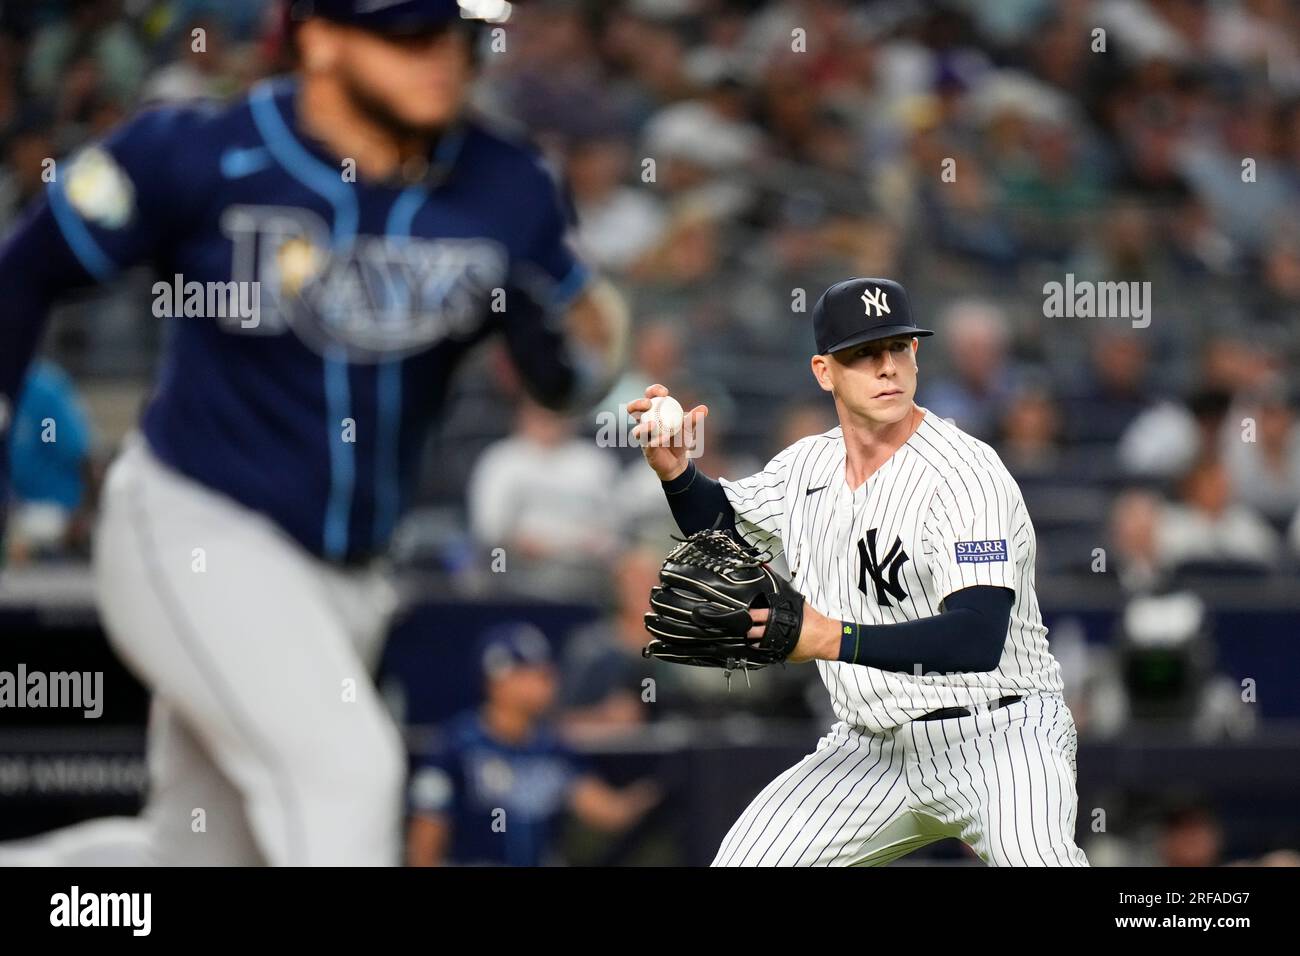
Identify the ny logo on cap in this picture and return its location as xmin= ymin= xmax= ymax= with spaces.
xmin=861 ymin=287 xmax=891 ymax=317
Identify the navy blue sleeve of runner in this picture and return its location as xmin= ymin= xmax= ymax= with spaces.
xmin=838 ymin=585 xmax=1013 ymax=674
xmin=661 ymin=460 xmax=737 ymax=536
xmin=0 ymin=200 xmax=100 ymax=526
xmin=0 ymin=200 xmax=98 ymax=411
xmin=3 ymin=107 xmax=197 ymax=510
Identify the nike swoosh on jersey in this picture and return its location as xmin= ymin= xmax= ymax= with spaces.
xmin=220 ymin=146 xmax=272 ymax=179
xmin=805 ymin=485 xmax=829 ymax=495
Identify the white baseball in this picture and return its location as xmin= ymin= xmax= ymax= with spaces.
xmin=643 ymin=395 xmax=684 ymax=440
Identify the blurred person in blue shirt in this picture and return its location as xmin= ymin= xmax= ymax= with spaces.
xmin=5 ymin=358 xmax=93 ymax=562
xmin=406 ymin=622 xmax=659 ymax=866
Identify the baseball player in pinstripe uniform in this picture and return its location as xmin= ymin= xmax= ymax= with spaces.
xmin=630 ymin=277 xmax=1088 ymax=866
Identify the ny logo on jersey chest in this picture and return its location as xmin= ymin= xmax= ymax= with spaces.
xmin=857 ymin=528 xmax=910 ymax=607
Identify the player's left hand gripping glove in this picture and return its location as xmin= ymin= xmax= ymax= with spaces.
xmin=643 ymin=530 xmax=804 ymax=670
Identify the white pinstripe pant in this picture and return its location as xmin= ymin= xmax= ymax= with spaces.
xmin=713 ymin=693 xmax=1089 ymax=866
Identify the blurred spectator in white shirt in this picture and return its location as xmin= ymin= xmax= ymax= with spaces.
xmin=468 ymin=401 xmax=621 ymax=602
xmin=1118 ymin=333 xmax=1284 ymax=478
xmin=1118 ymin=387 xmax=1231 ymax=479
xmin=567 ymin=132 xmax=666 ymax=274
xmin=1157 ymin=457 xmax=1280 ymax=572
xmin=639 ymin=77 xmax=764 ymax=219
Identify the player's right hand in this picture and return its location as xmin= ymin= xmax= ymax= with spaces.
xmin=628 ymin=384 xmax=707 ymax=483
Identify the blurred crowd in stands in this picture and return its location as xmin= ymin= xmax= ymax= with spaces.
xmin=1 ymin=0 xmax=1298 ymax=866
xmin=9 ymin=0 xmax=1297 ymax=591
xmin=428 ymin=1 xmax=1299 ymax=601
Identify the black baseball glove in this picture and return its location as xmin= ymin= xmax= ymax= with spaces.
xmin=642 ymin=529 xmax=805 ymax=670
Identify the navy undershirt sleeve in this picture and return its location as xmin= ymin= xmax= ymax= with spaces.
xmin=838 ymin=585 xmax=1013 ymax=674
xmin=660 ymin=460 xmax=737 ymax=536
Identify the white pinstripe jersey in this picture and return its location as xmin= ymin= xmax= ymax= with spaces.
xmin=719 ymin=408 xmax=1063 ymax=734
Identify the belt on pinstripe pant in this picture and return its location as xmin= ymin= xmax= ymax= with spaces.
xmin=913 ymin=694 xmax=1023 ymax=722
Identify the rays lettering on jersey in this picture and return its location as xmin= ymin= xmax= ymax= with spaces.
xmin=856 ymin=528 xmax=910 ymax=607
xmin=466 ymin=753 xmax=570 ymax=819
xmin=220 ymin=205 xmax=508 ymax=362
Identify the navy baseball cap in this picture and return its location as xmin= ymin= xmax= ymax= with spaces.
xmin=291 ymin=0 xmax=479 ymax=34
xmin=478 ymin=622 xmax=553 ymax=679
xmin=813 ymin=278 xmax=933 ymax=355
